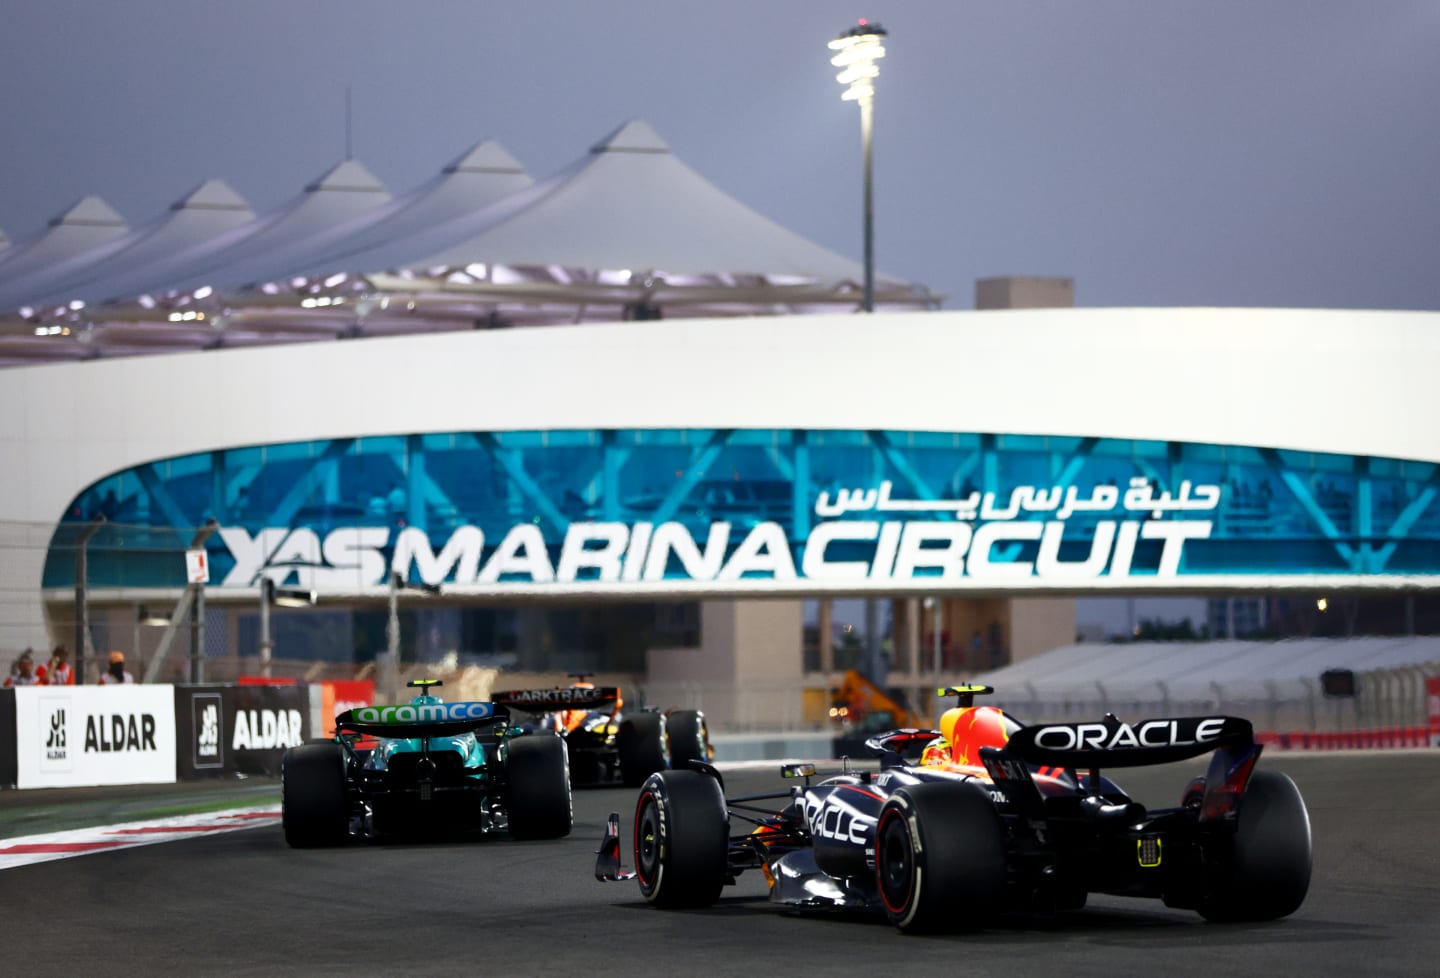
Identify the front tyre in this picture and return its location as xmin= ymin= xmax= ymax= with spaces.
xmin=282 ymin=743 xmax=349 ymax=848
xmin=665 ymin=710 xmax=712 ymax=769
xmin=1199 ymin=769 xmax=1312 ymax=922
xmin=505 ymin=733 xmax=573 ymax=840
xmin=875 ymin=782 xmax=1006 ymax=934
xmin=634 ymin=770 xmax=728 ymax=908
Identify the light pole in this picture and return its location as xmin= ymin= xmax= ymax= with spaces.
xmin=186 ymin=519 xmax=219 ymax=683
xmin=258 ymin=578 xmax=316 ymax=679
xmin=73 ymin=514 xmax=107 ymax=684
xmin=384 ymin=571 xmax=441 ymax=702
xmin=832 ymin=20 xmax=888 ymax=683
xmin=829 ymin=19 xmax=887 ymax=313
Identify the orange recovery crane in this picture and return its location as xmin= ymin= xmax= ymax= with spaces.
xmin=828 ymin=669 xmax=926 ymax=732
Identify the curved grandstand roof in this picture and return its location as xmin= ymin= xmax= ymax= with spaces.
xmin=226 ymin=139 xmax=535 ymax=287
xmin=0 ymin=120 xmax=938 ymax=366
xmin=366 ymin=119 xmax=875 ymax=282
xmin=0 ymin=195 xmax=130 ymax=296
xmin=52 ymin=159 xmax=392 ymax=308
xmin=0 ymin=181 xmax=256 ymax=313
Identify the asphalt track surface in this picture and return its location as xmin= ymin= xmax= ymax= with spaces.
xmin=2 ymin=752 xmax=1437 ymax=978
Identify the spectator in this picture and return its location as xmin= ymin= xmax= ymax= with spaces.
xmin=36 ymin=644 xmax=74 ymax=686
xmin=98 ymin=650 xmax=135 ymax=685
xmin=4 ymin=649 xmax=41 ymax=687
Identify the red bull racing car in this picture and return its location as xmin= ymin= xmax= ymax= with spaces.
xmin=597 ymin=685 xmax=1311 ymax=933
xmin=493 ymin=675 xmax=711 ymax=787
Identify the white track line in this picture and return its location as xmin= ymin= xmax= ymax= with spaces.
xmin=0 ymin=805 xmax=281 ymax=870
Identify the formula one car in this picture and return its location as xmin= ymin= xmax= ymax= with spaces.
xmin=597 ymin=685 xmax=1311 ymax=933
xmin=282 ymin=679 xmax=571 ymax=846
xmin=492 ymin=675 xmax=711 ymax=787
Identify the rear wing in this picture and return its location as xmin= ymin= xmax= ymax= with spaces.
xmin=1005 ymin=715 xmax=1254 ymax=768
xmin=491 ymin=686 xmax=620 ymax=712
xmin=335 ymin=701 xmax=508 ymax=739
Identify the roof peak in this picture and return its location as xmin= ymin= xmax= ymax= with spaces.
xmin=50 ymin=195 xmax=128 ymax=228
xmin=444 ymin=139 xmax=527 ymax=175
xmin=590 ymin=119 xmax=671 ymax=155
xmin=305 ymin=158 xmax=389 ymax=194
xmin=171 ymin=179 xmax=252 ymax=213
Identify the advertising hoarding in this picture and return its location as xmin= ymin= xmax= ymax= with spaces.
xmin=14 ymin=685 xmax=177 ymax=789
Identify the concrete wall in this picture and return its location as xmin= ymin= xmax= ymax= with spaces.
xmin=1008 ymin=598 xmax=1080 ymax=663
xmin=647 ymin=599 xmax=803 ymax=685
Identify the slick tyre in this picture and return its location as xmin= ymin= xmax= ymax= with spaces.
xmin=665 ymin=710 xmax=712 ymax=770
xmin=505 ymin=733 xmax=574 ymax=840
xmin=617 ymin=711 xmax=668 ymax=787
xmin=634 ymin=769 xmax=729 ymax=909
xmin=875 ymin=782 xmax=1006 ymax=934
xmin=282 ymin=743 xmax=349 ymax=848
xmin=1199 ymin=769 xmax=1312 ymax=922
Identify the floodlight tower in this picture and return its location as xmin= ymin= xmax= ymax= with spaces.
xmin=828 ymin=19 xmax=887 ymax=312
xmin=830 ymin=20 xmax=889 ymax=684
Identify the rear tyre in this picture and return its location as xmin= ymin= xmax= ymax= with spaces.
xmin=617 ymin=712 xmax=668 ymax=787
xmin=875 ymin=781 xmax=1006 ymax=934
xmin=505 ymin=733 xmax=573 ymax=840
xmin=665 ymin=710 xmax=712 ymax=769
xmin=634 ymin=770 xmax=729 ymax=908
xmin=282 ymin=743 xmax=349 ymax=848
xmin=1198 ymin=769 xmax=1311 ymax=922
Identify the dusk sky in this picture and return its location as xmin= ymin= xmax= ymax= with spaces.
xmin=3 ymin=2 xmax=1437 ymax=313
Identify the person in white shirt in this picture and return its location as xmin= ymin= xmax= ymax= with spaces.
xmin=98 ymin=650 xmax=135 ymax=685
xmin=3 ymin=649 xmax=40 ymax=687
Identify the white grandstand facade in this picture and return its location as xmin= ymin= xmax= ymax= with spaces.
xmin=2 ymin=119 xmax=1438 ymax=727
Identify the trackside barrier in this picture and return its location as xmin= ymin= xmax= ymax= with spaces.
xmin=1258 ymin=726 xmax=1439 ymax=750
xmin=309 ymin=679 xmax=375 ymax=739
xmin=0 ymin=689 xmax=16 ymax=787
xmin=2 ymin=683 xmax=321 ymax=789
xmin=1431 ymin=676 xmax=1440 ymax=747
xmin=12 ymin=685 xmax=177 ymax=789
xmin=5 ymin=676 xmax=1437 ymax=788
xmin=709 ymin=732 xmax=837 ymax=762
xmin=229 ymin=678 xmax=377 ymax=744
xmin=174 ymin=684 xmax=312 ymax=780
